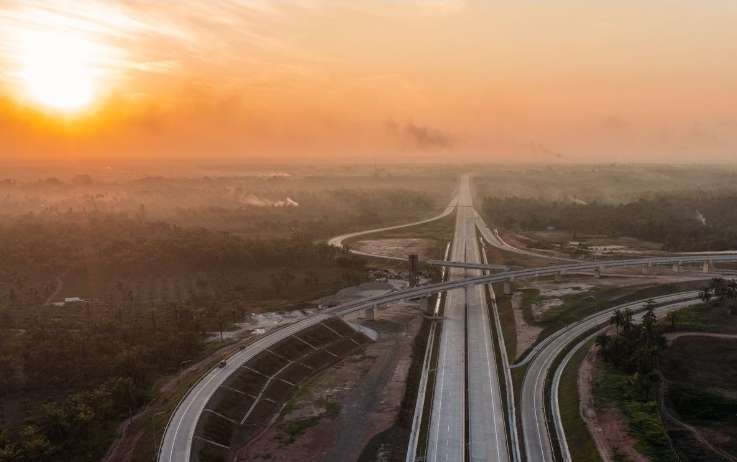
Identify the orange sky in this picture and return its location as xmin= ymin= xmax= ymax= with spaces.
xmin=1 ymin=0 xmax=736 ymax=163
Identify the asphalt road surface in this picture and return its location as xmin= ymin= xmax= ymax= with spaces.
xmin=521 ymin=292 xmax=702 ymax=462
xmin=428 ymin=175 xmax=510 ymax=462
xmin=160 ymin=174 xmax=737 ymax=462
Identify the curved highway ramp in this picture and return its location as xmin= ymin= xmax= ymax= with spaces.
xmin=163 ymin=318 xmax=371 ymax=462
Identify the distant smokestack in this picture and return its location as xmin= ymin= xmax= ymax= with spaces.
xmin=408 ymin=254 xmax=419 ymax=287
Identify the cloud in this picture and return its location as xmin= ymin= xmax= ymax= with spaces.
xmin=386 ymin=120 xmax=455 ymax=150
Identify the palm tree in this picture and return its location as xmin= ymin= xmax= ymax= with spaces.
xmin=726 ymin=279 xmax=737 ymax=300
xmin=622 ymin=307 xmax=634 ymax=333
xmin=642 ymin=307 xmax=657 ymax=341
xmin=667 ymin=311 xmax=677 ymax=328
xmin=700 ymin=287 xmax=712 ymax=303
xmin=610 ymin=309 xmax=624 ymax=335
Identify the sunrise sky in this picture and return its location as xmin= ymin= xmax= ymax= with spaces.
xmin=1 ymin=0 xmax=736 ymax=163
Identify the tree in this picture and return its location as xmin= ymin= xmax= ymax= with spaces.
xmin=700 ymin=287 xmax=712 ymax=303
xmin=610 ymin=309 xmax=624 ymax=335
xmin=595 ymin=334 xmax=611 ymax=361
xmin=642 ymin=305 xmax=657 ymax=341
xmin=667 ymin=311 xmax=677 ymax=328
xmin=622 ymin=308 xmax=634 ymax=333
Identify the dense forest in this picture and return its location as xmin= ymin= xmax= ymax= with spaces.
xmin=0 ymin=171 xmax=450 ymax=240
xmin=0 ymin=212 xmax=366 ymax=462
xmin=482 ymin=193 xmax=737 ymax=251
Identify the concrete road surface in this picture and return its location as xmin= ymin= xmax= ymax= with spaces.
xmin=427 ymin=200 xmax=468 ymax=462
xmin=428 ymin=175 xmax=510 ymax=462
xmin=521 ymin=292 xmax=701 ymax=461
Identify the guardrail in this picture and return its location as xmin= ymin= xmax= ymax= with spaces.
xmin=405 ymin=241 xmax=451 ymax=462
xmin=155 ymin=326 xmax=286 ymax=461
xmin=160 ymin=254 xmax=737 ymax=462
xmin=550 ymin=291 xmax=700 ymax=462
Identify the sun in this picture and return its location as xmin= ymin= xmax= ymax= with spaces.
xmin=17 ymin=29 xmax=102 ymax=113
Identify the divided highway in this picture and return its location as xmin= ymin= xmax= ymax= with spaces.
xmin=427 ymin=175 xmax=510 ymax=462
xmin=159 ymin=174 xmax=737 ymax=462
xmin=426 ymin=192 xmax=467 ymax=462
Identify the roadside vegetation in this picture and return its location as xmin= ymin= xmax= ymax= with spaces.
xmin=529 ymin=280 xmax=706 ymax=343
xmin=558 ymin=341 xmax=602 ymax=462
xmin=0 ymin=214 xmax=369 ymax=461
xmin=482 ymin=192 xmax=737 ymax=252
xmin=0 ymin=168 xmax=454 ymax=241
xmin=659 ymin=277 xmax=737 ymax=459
xmin=594 ymin=302 xmax=674 ymax=461
xmin=590 ymin=278 xmax=737 ymax=461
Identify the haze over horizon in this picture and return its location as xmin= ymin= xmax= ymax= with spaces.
xmin=1 ymin=0 xmax=736 ymax=164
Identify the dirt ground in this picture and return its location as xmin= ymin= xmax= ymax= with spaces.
xmin=236 ymin=303 xmax=422 ymax=462
xmin=351 ymin=238 xmax=439 ymax=260
xmin=510 ymin=291 xmax=542 ymax=358
xmin=579 ymin=346 xmax=648 ymax=462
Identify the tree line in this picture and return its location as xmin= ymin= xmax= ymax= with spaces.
xmin=0 ymin=213 xmax=367 ymax=462
xmin=483 ymin=193 xmax=737 ymax=251
xmin=596 ymin=301 xmax=667 ymax=400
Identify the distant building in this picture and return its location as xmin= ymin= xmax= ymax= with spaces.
xmin=52 ymin=297 xmax=86 ymax=307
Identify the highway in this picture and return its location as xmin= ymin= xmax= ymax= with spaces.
xmin=427 ymin=193 xmax=468 ymax=462
xmin=159 ymin=252 xmax=737 ymax=462
xmin=549 ymin=299 xmax=711 ymax=462
xmin=520 ymin=292 xmax=702 ymax=462
xmin=427 ymin=174 xmax=510 ymax=462
xmin=473 ymin=207 xmax=579 ymax=263
xmin=327 ymin=196 xmax=457 ymax=260
xmin=159 ymin=174 xmax=737 ymax=462
xmin=158 ymin=311 xmax=332 ymax=462
xmin=405 ymin=244 xmax=449 ymax=462
xmin=460 ymin=178 xmax=509 ymax=462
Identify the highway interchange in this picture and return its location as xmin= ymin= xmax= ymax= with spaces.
xmin=159 ymin=175 xmax=737 ymax=462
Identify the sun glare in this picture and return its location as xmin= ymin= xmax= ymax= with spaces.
xmin=17 ymin=29 xmax=103 ymax=113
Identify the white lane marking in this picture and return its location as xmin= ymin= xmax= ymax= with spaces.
xmin=532 ymin=353 xmax=548 ymax=460
xmin=169 ymin=370 xmax=220 ymax=462
xmin=431 ymin=289 xmax=450 ymax=462
xmin=479 ymin=283 xmax=503 ymax=461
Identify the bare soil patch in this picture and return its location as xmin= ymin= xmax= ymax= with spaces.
xmin=582 ymin=347 xmax=649 ymax=462
xmin=352 ymin=238 xmax=438 ymax=260
xmin=236 ymin=304 xmax=422 ymax=462
xmin=510 ymin=291 xmax=541 ymax=359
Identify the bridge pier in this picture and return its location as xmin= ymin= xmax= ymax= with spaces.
xmin=672 ymin=263 xmax=679 ymax=273
xmin=703 ymin=260 xmax=712 ymax=273
xmin=364 ymin=305 xmax=377 ymax=321
xmin=503 ymin=279 xmax=515 ymax=295
xmin=641 ymin=264 xmax=648 ymax=275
